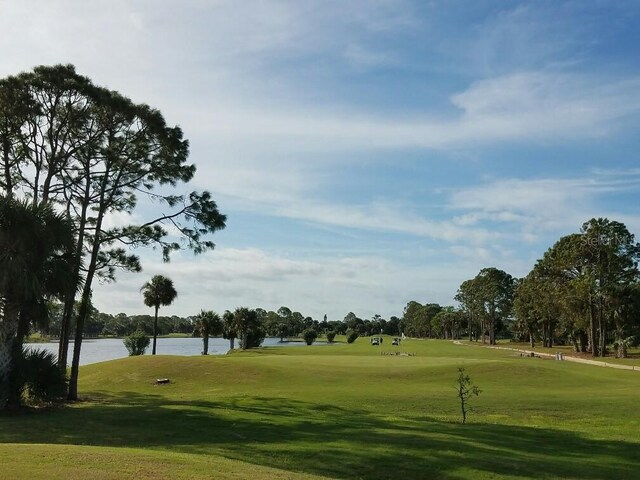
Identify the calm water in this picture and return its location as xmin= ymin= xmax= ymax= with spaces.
xmin=25 ymin=337 xmax=323 ymax=366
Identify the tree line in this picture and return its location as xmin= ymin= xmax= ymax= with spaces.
xmin=42 ymin=302 xmax=402 ymax=346
xmin=407 ymin=218 xmax=640 ymax=359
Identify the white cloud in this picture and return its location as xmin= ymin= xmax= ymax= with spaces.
xmin=91 ymin=246 xmax=485 ymax=319
xmin=448 ymin=170 xmax=640 ymax=240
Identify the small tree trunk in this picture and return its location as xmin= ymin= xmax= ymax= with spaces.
xmin=202 ymin=335 xmax=209 ymax=355
xmin=229 ymin=337 xmax=235 ymax=350
xmin=579 ymin=331 xmax=588 ymax=353
xmin=529 ymin=332 xmax=535 ymax=348
xmin=618 ymin=341 xmax=628 ymax=359
xmin=570 ymin=335 xmax=579 ymax=353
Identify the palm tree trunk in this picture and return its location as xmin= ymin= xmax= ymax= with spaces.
xmin=229 ymin=337 xmax=235 ymax=350
xmin=152 ymin=305 xmax=159 ymax=355
xmin=0 ymin=302 xmax=20 ymax=410
xmin=202 ymin=334 xmax=209 ymax=355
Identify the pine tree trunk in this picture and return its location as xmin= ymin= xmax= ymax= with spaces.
xmin=589 ymin=298 xmax=598 ymax=357
xmin=598 ymin=297 xmax=606 ymax=357
xmin=58 ymin=171 xmax=91 ymax=371
xmin=67 ymin=287 xmax=93 ymax=401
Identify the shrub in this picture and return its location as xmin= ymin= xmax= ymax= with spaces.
xmin=326 ymin=331 xmax=336 ymax=343
xmin=123 ymin=330 xmax=150 ymax=356
xmin=16 ymin=348 xmax=67 ymax=404
xmin=346 ymin=330 xmax=359 ymax=344
xmin=302 ymin=329 xmax=318 ymax=345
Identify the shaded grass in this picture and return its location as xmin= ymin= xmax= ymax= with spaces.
xmin=2 ymin=338 xmax=640 ymax=479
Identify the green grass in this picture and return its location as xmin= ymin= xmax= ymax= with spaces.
xmin=2 ymin=337 xmax=640 ymax=479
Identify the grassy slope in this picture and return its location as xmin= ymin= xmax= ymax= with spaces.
xmin=1 ymin=338 xmax=639 ymax=479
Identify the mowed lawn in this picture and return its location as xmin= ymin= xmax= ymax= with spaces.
xmin=1 ymin=339 xmax=640 ymax=480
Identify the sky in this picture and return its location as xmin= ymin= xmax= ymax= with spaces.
xmin=1 ymin=0 xmax=640 ymax=320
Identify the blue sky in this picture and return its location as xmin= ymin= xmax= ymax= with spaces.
xmin=2 ymin=1 xmax=640 ymax=320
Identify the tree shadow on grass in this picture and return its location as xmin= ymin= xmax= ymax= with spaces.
xmin=1 ymin=391 xmax=638 ymax=480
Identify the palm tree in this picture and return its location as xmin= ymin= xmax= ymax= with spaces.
xmin=0 ymin=196 xmax=75 ymax=409
xmin=140 ymin=275 xmax=177 ymax=355
xmin=193 ymin=310 xmax=222 ymax=355
xmin=233 ymin=307 xmax=264 ymax=350
xmin=222 ymin=310 xmax=236 ymax=350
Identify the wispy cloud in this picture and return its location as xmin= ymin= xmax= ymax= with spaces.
xmin=92 ymin=247 xmax=486 ymax=319
xmin=448 ymin=169 xmax=640 ymax=241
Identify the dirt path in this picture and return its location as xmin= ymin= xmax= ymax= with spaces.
xmin=453 ymin=340 xmax=640 ymax=372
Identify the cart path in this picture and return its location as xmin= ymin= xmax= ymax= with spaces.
xmin=453 ymin=340 xmax=640 ymax=371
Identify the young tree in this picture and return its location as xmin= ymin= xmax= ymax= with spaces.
xmin=141 ymin=275 xmax=178 ymax=355
xmin=456 ymin=366 xmax=481 ymax=424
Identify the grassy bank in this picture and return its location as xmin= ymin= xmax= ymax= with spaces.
xmin=2 ymin=338 xmax=639 ymax=479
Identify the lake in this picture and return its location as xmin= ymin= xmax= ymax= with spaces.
xmin=25 ymin=337 xmax=323 ymax=366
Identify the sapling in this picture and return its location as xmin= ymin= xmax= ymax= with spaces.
xmin=456 ymin=366 xmax=481 ymax=424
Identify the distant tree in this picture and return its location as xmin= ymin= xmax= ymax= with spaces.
xmin=302 ymin=328 xmax=318 ymax=345
xmin=123 ymin=330 xmax=150 ymax=356
xmin=386 ymin=316 xmax=401 ymax=336
xmin=326 ymin=331 xmax=336 ymax=343
xmin=346 ymin=330 xmax=359 ymax=344
xmin=233 ymin=307 xmax=264 ymax=349
xmin=222 ymin=310 xmax=237 ymax=350
xmin=432 ymin=307 xmax=464 ymax=340
xmin=193 ymin=310 xmax=222 ymax=355
xmin=459 ymin=269 xmax=515 ymax=345
xmin=141 ymin=275 xmax=178 ymax=355
xmin=403 ymin=301 xmax=442 ymax=338
xmin=455 ymin=280 xmax=484 ymax=342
